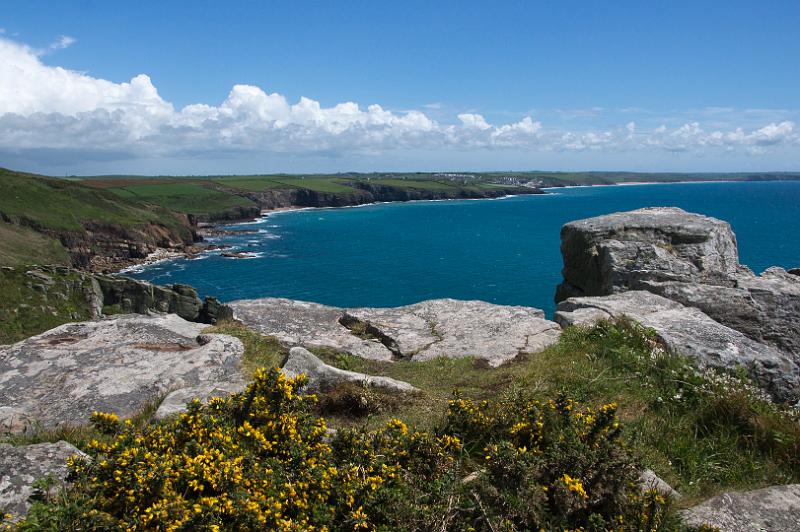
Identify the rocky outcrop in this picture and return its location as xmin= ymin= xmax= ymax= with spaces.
xmin=0 ymin=441 xmax=85 ymax=519
xmin=555 ymin=292 xmax=800 ymax=402
xmin=0 ymin=208 xmax=196 ymax=273
xmin=282 ymin=347 xmax=418 ymax=393
xmin=0 ymin=266 xmax=233 ymax=346
xmin=230 ymin=298 xmax=561 ymax=366
xmin=96 ymin=274 xmax=232 ymax=323
xmin=555 ymin=208 xmax=800 ymax=401
xmin=681 ymin=484 xmax=800 ymax=531
xmin=639 ymin=266 xmax=800 ymax=356
xmin=555 ymin=207 xmax=743 ymax=301
xmin=0 ymin=314 xmax=244 ymax=433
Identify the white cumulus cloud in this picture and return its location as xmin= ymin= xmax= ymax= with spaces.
xmin=0 ymin=34 xmax=797 ymax=169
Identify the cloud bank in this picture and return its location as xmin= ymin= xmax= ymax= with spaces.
xmin=0 ymin=35 xmax=797 ymax=171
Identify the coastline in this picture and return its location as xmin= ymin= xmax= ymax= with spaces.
xmin=110 ymin=178 xmax=794 ymax=276
xmin=112 ymin=194 xmax=529 ymax=274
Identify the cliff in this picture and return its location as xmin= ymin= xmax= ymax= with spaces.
xmin=0 ymin=169 xmax=197 ymax=272
xmin=226 ymin=181 xmax=539 ymax=212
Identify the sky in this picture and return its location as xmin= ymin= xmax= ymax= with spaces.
xmin=1 ymin=0 xmax=799 ymax=175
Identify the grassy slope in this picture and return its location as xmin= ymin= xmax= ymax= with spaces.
xmin=0 ymin=267 xmax=96 ymax=344
xmin=0 ymin=168 xmax=200 ymax=268
xmin=369 ymin=178 xmax=458 ymax=190
xmin=0 ymin=168 xmax=181 ymax=232
xmin=0 ymin=223 xmax=70 ymax=267
xmin=212 ymin=176 xmax=292 ymax=192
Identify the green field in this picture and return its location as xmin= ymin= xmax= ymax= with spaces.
xmin=213 ymin=176 xmax=294 ymax=192
xmin=269 ymin=177 xmax=358 ymax=193
xmin=0 ymin=168 xmax=181 ymax=232
xmin=369 ymin=178 xmax=458 ymax=190
xmin=213 ymin=175 xmax=359 ymax=193
xmin=107 ymin=182 xmax=255 ymax=215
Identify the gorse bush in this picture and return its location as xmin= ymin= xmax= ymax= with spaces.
xmin=11 ymin=366 xmax=677 ymax=531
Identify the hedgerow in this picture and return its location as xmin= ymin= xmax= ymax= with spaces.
xmin=12 ymin=368 xmax=677 ymax=531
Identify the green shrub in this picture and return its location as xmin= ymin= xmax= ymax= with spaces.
xmin=11 ymin=367 xmax=677 ymax=531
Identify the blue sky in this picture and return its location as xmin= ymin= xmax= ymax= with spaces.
xmin=1 ymin=0 xmax=798 ymax=174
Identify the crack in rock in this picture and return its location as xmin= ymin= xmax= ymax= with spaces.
xmin=337 ymin=313 xmax=404 ymax=360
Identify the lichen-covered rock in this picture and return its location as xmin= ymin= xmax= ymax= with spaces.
xmin=0 ymin=441 xmax=85 ymax=518
xmin=681 ymin=484 xmax=800 ymax=531
xmin=555 ymin=207 xmax=742 ymax=301
xmin=0 ymin=314 xmax=244 ymax=433
xmin=231 ymin=298 xmax=561 ymax=366
xmin=282 ymin=347 xmax=418 ymax=393
xmin=230 ymin=298 xmax=394 ymax=361
xmin=345 ymin=300 xmax=561 ymax=366
xmin=639 ymin=267 xmax=800 ymax=357
xmin=555 ymin=291 xmax=800 ymax=402
xmin=154 ymin=382 xmax=245 ymax=420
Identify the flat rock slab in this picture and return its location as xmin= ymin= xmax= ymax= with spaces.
xmin=231 ymin=298 xmax=392 ymax=361
xmin=231 ymin=298 xmax=561 ymax=366
xmin=555 ymin=291 xmax=800 ymax=402
xmin=0 ymin=441 xmax=84 ymax=518
xmin=681 ymin=484 xmax=800 ymax=531
xmin=283 ymin=347 xmax=418 ymax=393
xmin=0 ymin=314 xmax=244 ymax=433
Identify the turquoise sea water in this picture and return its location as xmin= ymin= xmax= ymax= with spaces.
xmin=129 ymin=181 xmax=800 ymax=317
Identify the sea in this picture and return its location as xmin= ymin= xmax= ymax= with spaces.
xmin=127 ymin=181 xmax=800 ymax=317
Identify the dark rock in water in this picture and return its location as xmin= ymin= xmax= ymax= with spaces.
xmin=555 ymin=291 xmax=800 ymax=402
xmin=789 ymin=268 xmax=800 ymax=276
xmin=555 ymin=208 xmax=800 ymax=401
xmin=0 ymin=441 xmax=85 ymax=519
xmin=0 ymin=314 xmax=244 ymax=433
xmin=680 ymin=484 xmax=800 ymax=531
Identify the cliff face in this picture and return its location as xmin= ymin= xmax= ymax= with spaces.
xmin=76 ymin=220 xmax=197 ymax=271
xmin=235 ymin=182 xmax=540 ymax=212
xmin=1 ymin=211 xmax=198 ymax=272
